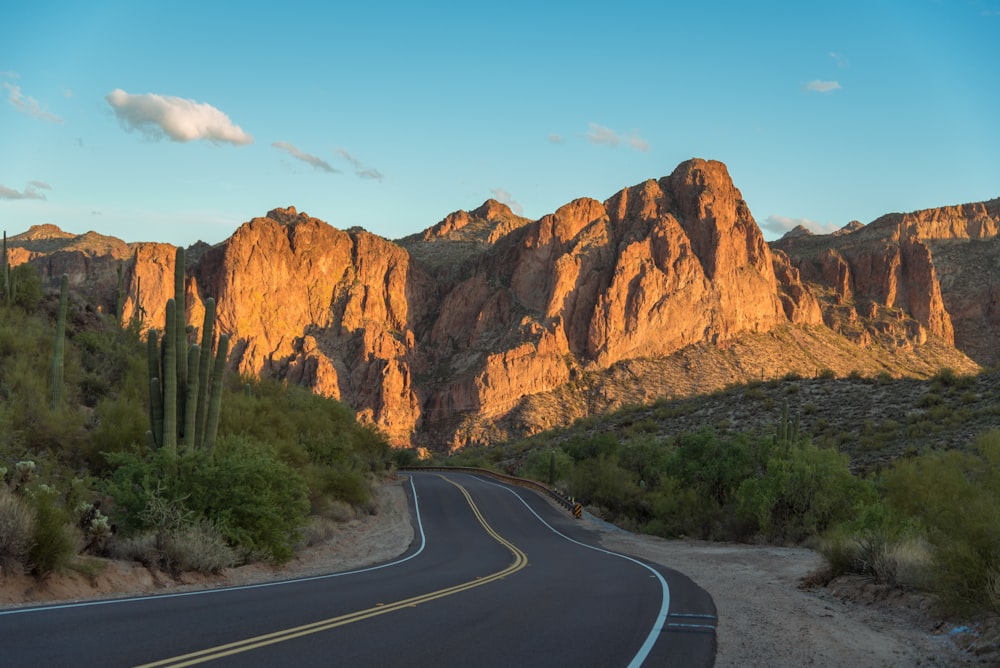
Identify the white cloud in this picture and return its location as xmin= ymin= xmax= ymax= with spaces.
xmin=4 ymin=82 xmax=63 ymax=123
xmin=336 ymin=148 xmax=383 ymax=182
xmin=804 ymin=80 xmax=842 ymax=93
xmin=0 ymin=181 xmax=51 ymax=200
xmin=272 ymin=141 xmax=337 ymax=173
xmin=585 ymin=122 xmax=650 ymax=152
xmin=490 ymin=188 xmax=523 ymax=215
xmin=763 ymin=214 xmax=839 ymax=237
xmin=105 ymin=89 xmax=253 ymax=145
xmin=548 ymin=133 xmax=564 ymax=144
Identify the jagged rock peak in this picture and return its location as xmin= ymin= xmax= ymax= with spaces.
xmin=470 ymin=199 xmax=515 ymax=220
xmin=833 ymin=221 xmax=864 ymax=236
xmin=782 ymin=225 xmax=814 ymax=239
xmin=265 ymin=206 xmax=314 ymax=225
xmin=419 ymin=199 xmax=526 ymax=242
xmin=15 ymin=224 xmax=75 ymax=241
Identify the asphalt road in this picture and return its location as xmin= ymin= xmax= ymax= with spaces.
xmin=0 ymin=471 xmax=716 ymax=667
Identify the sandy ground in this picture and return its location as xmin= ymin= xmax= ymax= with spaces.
xmin=0 ymin=476 xmax=991 ymax=666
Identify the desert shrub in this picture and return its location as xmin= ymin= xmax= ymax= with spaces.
xmin=161 ymin=520 xmax=238 ymax=574
xmin=300 ymin=516 xmax=340 ymax=548
xmin=106 ymin=437 xmax=310 ymax=564
xmin=88 ymin=393 xmax=148 ymax=468
xmin=916 ymin=392 xmax=943 ymax=408
xmin=568 ymin=455 xmax=641 ymax=520
xmin=7 ymin=263 xmax=43 ymax=312
xmin=562 ymin=432 xmax=620 ymax=462
xmin=882 ymin=430 xmax=1000 ymax=612
xmin=519 ymin=447 xmax=573 ymax=485
xmin=616 ymin=438 xmax=672 ymax=490
xmin=644 ymin=478 xmax=709 ymax=537
xmin=391 ymin=448 xmax=420 ymax=468
xmin=303 ymin=463 xmax=374 ymax=516
xmin=738 ymin=441 xmax=874 ymax=543
xmin=0 ymin=489 xmax=34 ymax=574
xmin=220 ymin=378 xmax=392 ymax=496
xmin=26 ymin=485 xmax=76 ymax=577
xmin=667 ymin=429 xmax=760 ymax=508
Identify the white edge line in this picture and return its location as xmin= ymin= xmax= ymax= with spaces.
xmin=468 ymin=474 xmax=671 ymax=668
xmin=0 ymin=476 xmax=427 ymax=617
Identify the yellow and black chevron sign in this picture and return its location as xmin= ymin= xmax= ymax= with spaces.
xmin=573 ymin=503 xmax=583 ymax=518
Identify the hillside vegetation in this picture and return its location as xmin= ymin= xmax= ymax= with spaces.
xmin=437 ymin=371 xmax=1000 ymax=615
xmin=0 ymin=265 xmax=395 ymax=579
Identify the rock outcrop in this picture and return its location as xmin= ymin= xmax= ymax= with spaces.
xmin=773 ymin=197 xmax=1000 ymax=364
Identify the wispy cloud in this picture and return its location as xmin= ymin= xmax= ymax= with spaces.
xmin=804 ymin=80 xmax=842 ymax=93
xmin=585 ymin=122 xmax=650 ymax=151
xmin=4 ymin=82 xmax=63 ymax=124
xmin=829 ymin=51 xmax=849 ymax=68
xmin=490 ymin=188 xmax=523 ymax=215
xmin=272 ymin=141 xmax=337 ymax=173
xmin=548 ymin=133 xmax=564 ymax=144
xmin=763 ymin=214 xmax=839 ymax=236
xmin=0 ymin=181 xmax=51 ymax=200
xmin=335 ymin=148 xmax=383 ymax=181
xmin=105 ymin=89 xmax=253 ymax=145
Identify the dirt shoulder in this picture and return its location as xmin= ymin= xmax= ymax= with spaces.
xmin=0 ymin=477 xmax=990 ymax=665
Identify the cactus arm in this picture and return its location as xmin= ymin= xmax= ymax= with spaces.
xmin=162 ymin=299 xmax=177 ymax=453
xmin=150 ymin=377 xmax=164 ymax=449
xmin=195 ymin=298 xmax=216 ymax=448
xmin=146 ymin=330 xmax=161 ymax=448
xmin=203 ymin=334 xmax=229 ymax=453
xmin=184 ymin=344 xmax=200 ymax=448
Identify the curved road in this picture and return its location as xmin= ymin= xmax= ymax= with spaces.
xmin=0 ymin=471 xmax=716 ymax=666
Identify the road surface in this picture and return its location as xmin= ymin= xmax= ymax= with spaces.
xmin=0 ymin=471 xmax=716 ymax=666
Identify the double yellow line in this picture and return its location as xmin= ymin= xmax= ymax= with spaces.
xmin=138 ymin=476 xmax=527 ymax=667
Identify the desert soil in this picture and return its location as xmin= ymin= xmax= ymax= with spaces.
xmin=0 ymin=476 xmax=990 ymax=666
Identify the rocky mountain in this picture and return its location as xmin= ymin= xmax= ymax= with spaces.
xmin=6 ymin=159 xmax=993 ymax=449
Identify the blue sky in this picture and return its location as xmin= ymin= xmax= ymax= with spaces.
xmin=2 ymin=1 xmax=998 ymax=247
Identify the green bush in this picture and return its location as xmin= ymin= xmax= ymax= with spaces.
xmin=568 ymin=455 xmax=641 ymax=520
xmin=882 ymin=430 xmax=1000 ymax=612
xmin=27 ymin=485 xmax=76 ymax=577
xmin=737 ymin=441 xmax=874 ymax=543
xmin=106 ymin=437 xmax=310 ymax=564
xmin=519 ymin=447 xmax=573 ymax=485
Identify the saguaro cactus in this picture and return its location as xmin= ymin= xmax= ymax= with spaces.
xmin=2 ymin=231 xmax=10 ymax=304
xmin=146 ymin=277 xmax=229 ymax=452
xmin=115 ymin=263 xmax=125 ymax=322
xmin=147 ymin=330 xmax=164 ymax=449
xmin=173 ymin=247 xmax=187 ymax=435
xmin=50 ymin=274 xmax=69 ymax=411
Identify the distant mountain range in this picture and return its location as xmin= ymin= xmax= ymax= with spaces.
xmin=7 ymin=159 xmax=997 ymax=449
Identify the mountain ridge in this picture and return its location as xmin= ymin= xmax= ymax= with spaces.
xmin=6 ymin=158 xmax=993 ymax=448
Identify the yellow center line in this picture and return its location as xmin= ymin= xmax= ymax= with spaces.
xmin=136 ymin=475 xmax=527 ymax=667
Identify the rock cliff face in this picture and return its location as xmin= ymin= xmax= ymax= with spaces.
xmin=772 ymin=197 xmax=1000 ymax=364
xmin=7 ymin=162 xmax=993 ymax=448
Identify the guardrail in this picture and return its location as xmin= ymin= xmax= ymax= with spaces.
xmin=400 ymin=466 xmax=583 ymax=518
